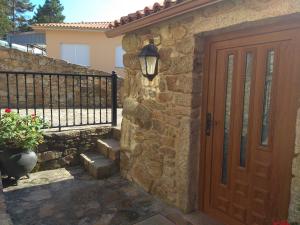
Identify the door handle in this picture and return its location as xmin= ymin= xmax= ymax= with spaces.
xmin=206 ymin=112 xmax=212 ymax=136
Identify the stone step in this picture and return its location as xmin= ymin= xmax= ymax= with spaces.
xmin=111 ymin=127 xmax=121 ymax=141
xmin=96 ymin=138 xmax=120 ymax=161
xmin=80 ymin=151 xmax=118 ymax=179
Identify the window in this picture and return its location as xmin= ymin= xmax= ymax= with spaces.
xmin=60 ymin=44 xmax=90 ymax=67
xmin=260 ymin=49 xmax=275 ymax=146
xmin=221 ymin=54 xmax=235 ymax=184
xmin=240 ymin=52 xmax=254 ymax=167
xmin=115 ymin=45 xmax=125 ymax=68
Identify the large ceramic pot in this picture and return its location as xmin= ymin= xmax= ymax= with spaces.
xmin=0 ymin=149 xmax=37 ymax=180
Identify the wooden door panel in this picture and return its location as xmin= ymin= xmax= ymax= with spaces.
xmin=203 ymin=26 xmax=300 ymax=225
xmin=230 ymin=48 xmax=256 ymax=224
xmin=211 ymin=50 xmax=229 ymax=213
xmin=248 ymin=44 xmax=280 ymax=225
xmin=268 ymin=40 xmax=298 ymax=219
xmin=211 ymin=50 xmax=238 ymax=215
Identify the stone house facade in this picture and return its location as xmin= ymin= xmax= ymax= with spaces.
xmin=107 ymin=0 xmax=300 ymax=224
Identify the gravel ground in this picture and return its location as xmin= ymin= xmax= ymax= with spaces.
xmin=0 ymin=108 xmax=123 ymax=130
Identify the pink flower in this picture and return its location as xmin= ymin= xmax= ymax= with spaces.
xmin=31 ymin=114 xmax=36 ymax=120
xmin=5 ymin=108 xmax=11 ymax=113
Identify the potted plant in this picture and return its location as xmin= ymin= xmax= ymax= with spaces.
xmin=0 ymin=108 xmax=47 ymax=180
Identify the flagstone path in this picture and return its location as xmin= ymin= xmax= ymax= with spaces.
xmin=3 ymin=167 xmax=222 ymax=225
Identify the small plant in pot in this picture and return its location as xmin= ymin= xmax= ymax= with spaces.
xmin=0 ymin=108 xmax=48 ymax=181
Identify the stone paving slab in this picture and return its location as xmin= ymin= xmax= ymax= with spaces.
xmin=3 ymin=167 xmax=168 ymax=225
xmin=0 ymin=172 xmax=13 ymax=225
xmin=134 ymin=215 xmax=174 ymax=225
xmin=2 ymin=167 xmax=222 ymax=225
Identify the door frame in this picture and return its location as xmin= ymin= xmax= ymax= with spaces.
xmin=198 ymin=14 xmax=300 ymax=224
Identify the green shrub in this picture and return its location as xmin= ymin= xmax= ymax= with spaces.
xmin=0 ymin=108 xmax=48 ymax=151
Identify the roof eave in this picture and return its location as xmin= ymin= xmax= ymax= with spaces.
xmin=31 ymin=26 xmax=110 ymax=33
xmin=106 ymin=0 xmax=224 ymax=38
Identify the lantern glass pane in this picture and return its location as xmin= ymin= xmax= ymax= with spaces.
xmin=146 ymin=56 xmax=157 ymax=75
xmin=139 ymin=57 xmax=147 ymax=75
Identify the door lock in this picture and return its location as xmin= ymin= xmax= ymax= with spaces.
xmin=205 ymin=113 xmax=212 ymax=136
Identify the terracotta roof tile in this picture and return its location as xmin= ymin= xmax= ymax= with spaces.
xmin=32 ymin=22 xmax=113 ymax=30
xmin=111 ymin=0 xmax=188 ymax=28
xmin=107 ymin=0 xmax=220 ymax=37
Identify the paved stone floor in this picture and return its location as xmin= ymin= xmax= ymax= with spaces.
xmin=3 ymin=167 xmax=222 ymax=225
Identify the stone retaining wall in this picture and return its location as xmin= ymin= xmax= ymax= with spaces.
xmin=0 ymin=47 xmax=123 ymax=108
xmin=0 ymin=172 xmax=13 ymax=225
xmin=35 ymin=126 xmax=112 ymax=171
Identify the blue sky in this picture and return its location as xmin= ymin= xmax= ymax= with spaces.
xmin=28 ymin=0 xmax=159 ymax=22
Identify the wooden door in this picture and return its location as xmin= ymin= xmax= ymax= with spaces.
xmin=203 ymin=23 xmax=300 ymax=225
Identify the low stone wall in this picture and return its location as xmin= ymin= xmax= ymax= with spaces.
xmin=0 ymin=172 xmax=13 ymax=225
xmin=0 ymin=47 xmax=123 ymax=108
xmin=34 ymin=126 xmax=112 ymax=171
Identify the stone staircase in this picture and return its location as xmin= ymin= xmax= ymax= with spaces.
xmin=80 ymin=128 xmax=121 ymax=179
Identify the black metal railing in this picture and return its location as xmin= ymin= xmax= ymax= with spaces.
xmin=0 ymin=71 xmax=118 ymax=131
xmin=26 ymin=44 xmax=47 ymax=56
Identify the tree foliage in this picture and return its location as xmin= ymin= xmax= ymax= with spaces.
xmin=7 ymin=0 xmax=35 ymax=32
xmin=0 ymin=0 xmax=12 ymax=37
xmin=0 ymin=0 xmax=66 ymax=38
xmin=33 ymin=0 xmax=65 ymax=23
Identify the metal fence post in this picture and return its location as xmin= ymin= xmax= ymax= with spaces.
xmin=111 ymin=71 xmax=118 ymax=126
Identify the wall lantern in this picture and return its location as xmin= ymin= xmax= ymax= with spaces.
xmin=138 ymin=39 xmax=160 ymax=81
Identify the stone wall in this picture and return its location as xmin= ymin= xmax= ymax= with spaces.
xmin=121 ymin=22 xmax=201 ymax=213
xmin=34 ymin=126 xmax=112 ymax=171
xmin=0 ymin=47 xmax=123 ymax=108
xmin=289 ymin=109 xmax=300 ymax=223
xmin=120 ymin=0 xmax=300 ymax=219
